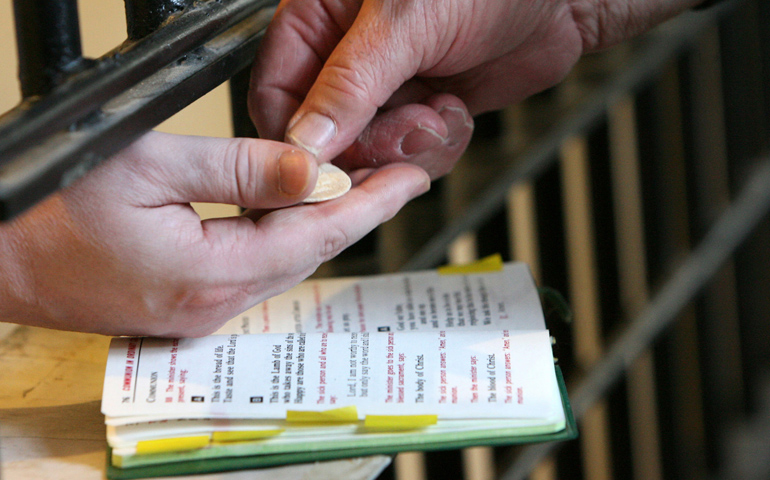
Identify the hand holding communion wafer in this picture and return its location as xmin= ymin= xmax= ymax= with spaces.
xmin=0 ymin=131 xmax=428 ymax=336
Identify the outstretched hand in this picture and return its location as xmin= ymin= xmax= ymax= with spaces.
xmin=0 ymin=131 xmax=429 ymax=337
xmin=249 ymin=0 xmax=700 ymax=175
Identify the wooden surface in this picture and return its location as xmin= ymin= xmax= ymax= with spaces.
xmin=0 ymin=324 xmax=390 ymax=480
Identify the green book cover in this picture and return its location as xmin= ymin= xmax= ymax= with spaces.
xmin=106 ymin=367 xmax=575 ymax=479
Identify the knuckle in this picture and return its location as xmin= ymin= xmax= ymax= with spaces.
xmin=317 ymin=224 xmax=351 ymax=263
xmin=319 ymin=62 xmax=379 ymax=107
xmin=226 ymin=138 xmax=261 ymax=207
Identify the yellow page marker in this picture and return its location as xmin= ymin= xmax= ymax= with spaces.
xmin=212 ymin=429 xmax=284 ymax=443
xmin=136 ymin=435 xmax=211 ymax=455
xmin=437 ymin=253 xmax=504 ymax=275
xmin=286 ymin=406 xmax=358 ymax=424
xmin=364 ymin=414 xmax=438 ymax=431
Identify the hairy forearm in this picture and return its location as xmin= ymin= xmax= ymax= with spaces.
xmin=569 ymin=0 xmax=705 ymax=53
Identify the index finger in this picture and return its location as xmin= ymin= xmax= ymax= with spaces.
xmin=248 ymin=0 xmax=362 ymax=141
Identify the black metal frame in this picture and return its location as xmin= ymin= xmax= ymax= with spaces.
xmin=0 ymin=0 xmax=278 ymax=220
xmin=13 ymin=0 xmax=88 ymax=99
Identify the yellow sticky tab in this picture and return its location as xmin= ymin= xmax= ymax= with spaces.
xmin=437 ymin=254 xmax=504 ymax=275
xmin=212 ymin=429 xmax=284 ymax=442
xmin=364 ymin=414 xmax=438 ymax=431
xmin=135 ymin=435 xmax=210 ymax=455
xmin=286 ymin=406 xmax=359 ymax=424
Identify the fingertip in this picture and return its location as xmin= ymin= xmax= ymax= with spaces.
xmin=402 ymin=163 xmax=432 ymax=199
xmin=410 ymin=168 xmax=432 ymax=200
xmin=334 ymin=95 xmax=473 ymax=179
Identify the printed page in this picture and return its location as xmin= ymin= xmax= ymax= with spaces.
xmin=102 ymin=330 xmax=562 ymax=425
xmin=214 ymin=263 xmax=544 ymax=335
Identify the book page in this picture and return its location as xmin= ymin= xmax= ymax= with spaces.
xmin=214 ymin=263 xmax=544 ymax=335
xmin=102 ymin=330 xmax=562 ymax=425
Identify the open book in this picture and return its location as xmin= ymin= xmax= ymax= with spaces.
xmin=101 ymin=256 xmax=576 ymax=479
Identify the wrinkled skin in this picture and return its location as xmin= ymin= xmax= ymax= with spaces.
xmin=250 ymin=0 xmax=700 ymax=176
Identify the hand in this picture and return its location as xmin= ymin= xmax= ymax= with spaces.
xmin=0 ymin=131 xmax=429 ymax=337
xmin=249 ymin=0 xmax=700 ymax=175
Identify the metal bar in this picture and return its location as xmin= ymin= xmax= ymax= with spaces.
xmin=645 ymin=59 xmax=709 ymax=480
xmin=0 ymin=0 xmax=277 ymax=187
xmin=608 ymin=96 xmax=663 ymax=480
xmin=501 ymin=106 xmax=542 ymax=281
xmin=401 ymin=3 xmax=736 ymax=272
xmin=125 ymin=0 xmax=196 ymax=40
xmin=229 ymin=66 xmax=259 ymax=138
xmin=507 ymin=183 xmax=539 ymax=279
xmin=686 ymin=23 xmax=745 ymax=470
xmin=501 ymin=155 xmax=770 ymax=480
xmin=12 ymin=0 xmax=86 ymax=98
xmin=560 ymin=135 xmax=613 ymax=480
xmin=0 ymin=5 xmax=276 ymax=220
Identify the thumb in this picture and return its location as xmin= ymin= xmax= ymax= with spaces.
xmin=113 ymin=132 xmax=319 ymax=210
xmin=285 ymin=2 xmax=422 ymax=162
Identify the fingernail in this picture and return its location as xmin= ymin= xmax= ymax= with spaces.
xmin=286 ymin=112 xmax=336 ymax=156
xmin=439 ymin=106 xmax=473 ymax=140
xmin=278 ymin=151 xmax=312 ymax=196
xmin=400 ymin=126 xmax=445 ymax=156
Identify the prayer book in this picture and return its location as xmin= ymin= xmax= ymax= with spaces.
xmin=101 ymin=255 xmax=576 ymax=479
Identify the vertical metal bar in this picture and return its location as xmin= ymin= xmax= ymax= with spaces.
xmin=461 ymin=447 xmax=495 ymax=480
xmin=560 ymin=135 xmax=613 ymax=480
xmin=448 ymin=234 xmax=478 ymax=266
xmin=502 ymin=106 xmax=541 ymax=283
xmin=652 ymin=62 xmax=709 ymax=479
xmin=12 ymin=0 xmax=85 ymax=98
xmin=443 ymin=140 xmax=488 ymax=265
xmin=687 ymin=25 xmax=745 ymax=468
xmin=507 ymin=184 xmax=539 ymax=280
xmin=124 ymin=0 xmax=195 ymax=40
xmin=229 ymin=66 xmax=259 ymax=138
xmin=607 ymin=96 xmax=663 ymax=480
xmin=394 ymin=452 xmax=428 ymax=480
xmin=725 ymin=0 xmax=770 ymax=418
xmin=561 ymin=135 xmax=602 ymax=376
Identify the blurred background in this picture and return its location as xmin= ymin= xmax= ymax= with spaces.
xmin=1 ymin=1 xmax=769 ymax=480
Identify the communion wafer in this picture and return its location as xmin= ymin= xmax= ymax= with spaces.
xmin=303 ymin=163 xmax=352 ymax=203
